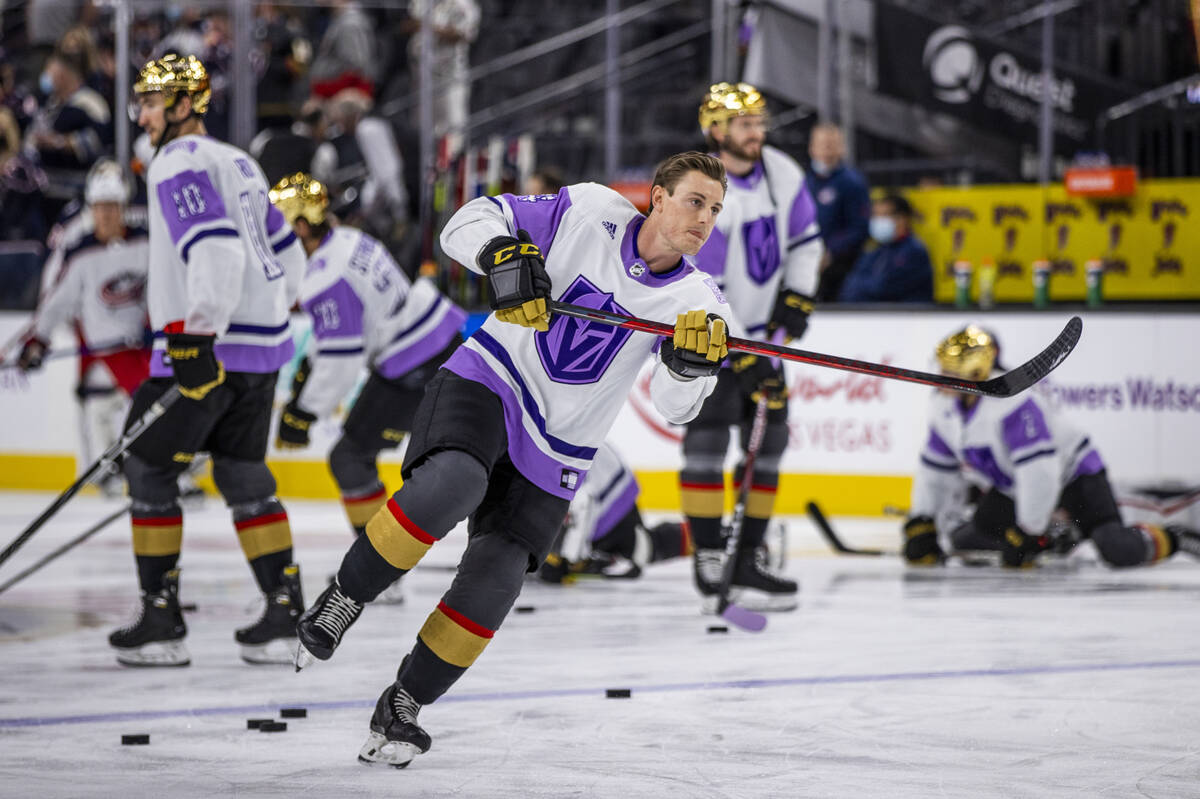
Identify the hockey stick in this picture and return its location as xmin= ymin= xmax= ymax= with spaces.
xmin=806 ymin=501 xmax=889 ymax=557
xmin=0 ymin=503 xmax=129 ymax=595
xmin=0 ymin=387 xmax=181 ymax=569
xmin=548 ymin=302 xmax=1082 ymax=398
xmin=713 ymin=394 xmax=770 ymax=633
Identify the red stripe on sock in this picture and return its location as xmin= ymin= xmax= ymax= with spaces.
xmin=387 ymin=498 xmax=436 ymax=545
xmin=436 ymin=601 xmax=494 ymax=639
xmin=234 ymin=511 xmax=288 ymax=531
xmin=680 ymin=482 xmax=723 ymax=491
xmin=133 ymin=515 xmax=183 ymax=526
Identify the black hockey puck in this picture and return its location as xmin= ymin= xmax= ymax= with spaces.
xmin=707 ymin=625 xmax=729 ymax=634
xmin=258 ymin=721 xmax=287 ymax=732
xmin=180 ymin=603 xmax=197 ymax=612
xmin=121 ymin=734 xmax=149 ymax=745
xmin=514 ymin=605 xmax=535 ymax=614
xmin=279 ymin=708 xmax=307 ymax=718
xmin=246 ymin=718 xmax=274 ymax=729
xmin=605 ymin=688 xmax=631 ymax=699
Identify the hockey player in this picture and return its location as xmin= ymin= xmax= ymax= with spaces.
xmin=905 ymin=325 xmax=1191 ymax=569
xmin=684 ymin=82 xmax=823 ymax=612
xmin=538 ymin=441 xmax=691 ymax=583
xmin=269 ymin=172 xmax=464 ymax=551
xmin=295 ymin=151 xmax=734 ymax=768
xmin=108 ymin=54 xmax=308 ymax=667
xmin=18 ymin=159 xmax=150 ymax=494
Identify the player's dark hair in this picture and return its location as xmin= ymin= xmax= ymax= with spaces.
xmin=648 ymin=151 xmax=726 ymax=211
xmin=879 ymin=193 xmax=914 ymax=219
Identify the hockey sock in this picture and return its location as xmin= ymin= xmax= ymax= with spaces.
xmin=735 ymin=476 xmax=778 ymax=550
xmin=680 ymin=478 xmax=724 ymax=550
xmin=341 ymin=483 xmax=387 ymax=538
xmin=233 ymin=498 xmax=293 ymax=593
xmin=1134 ymin=523 xmax=1177 ymax=563
xmin=397 ymin=532 xmax=528 ymax=705
xmin=132 ymin=503 xmax=183 ymax=593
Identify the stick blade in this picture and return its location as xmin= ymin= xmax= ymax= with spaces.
xmin=980 ymin=316 xmax=1082 ymax=398
xmin=720 ymin=603 xmax=767 ymax=632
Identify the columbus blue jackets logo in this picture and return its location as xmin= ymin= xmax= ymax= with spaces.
xmin=535 ymin=276 xmax=632 ymax=384
xmin=742 ymin=215 xmax=781 ymax=285
xmin=100 ymin=272 xmax=147 ymax=306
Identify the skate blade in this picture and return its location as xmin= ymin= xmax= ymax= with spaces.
xmin=114 ymin=640 xmax=191 ymax=667
xmin=293 ymin=641 xmax=319 ymax=672
xmin=240 ymin=638 xmax=298 ymax=665
xmin=357 ymin=731 xmax=421 ymax=768
xmin=700 ymin=590 xmax=742 ymax=615
xmin=733 ymin=590 xmax=798 ymax=612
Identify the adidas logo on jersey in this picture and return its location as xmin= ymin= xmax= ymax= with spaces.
xmin=601 ymin=221 xmax=617 ymax=239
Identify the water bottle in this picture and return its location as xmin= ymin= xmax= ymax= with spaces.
xmin=1085 ymin=259 xmax=1103 ymax=308
xmin=953 ymin=260 xmax=972 ymax=309
xmin=978 ymin=257 xmax=996 ymax=310
xmin=1032 ymin=259 xmax=1050 ymax=309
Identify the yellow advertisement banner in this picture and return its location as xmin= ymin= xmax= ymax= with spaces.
xmin=908 ymin=178 xmax=1200 ymax=302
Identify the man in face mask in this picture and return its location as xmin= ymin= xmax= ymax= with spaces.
xmin=838 ymin=194 xmax=934 ymax=303
xmin=808 ymin=123 xmax=871 ymax=302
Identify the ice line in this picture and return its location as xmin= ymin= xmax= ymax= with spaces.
xmin=4 ymin=657 xmax=1199 ymax=729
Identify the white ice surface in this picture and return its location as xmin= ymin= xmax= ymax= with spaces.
xmin=1 ymin=492 xmax=1199 ymax=799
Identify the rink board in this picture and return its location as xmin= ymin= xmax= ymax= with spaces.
xmin=2 ymin=310 xmax=1197 ymax=514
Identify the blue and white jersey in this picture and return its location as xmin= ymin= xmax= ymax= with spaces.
xmin=693 ymin=144 xmax=822 ymax=336
xmin=295 ymin=226 xmax=466 ymax=417
xmin=911 ymin=389 xmax=1104 ymax=535
xmin=439 ymin=182 xmax=734 ymax=500
xmin=145 ymin=133 xmax=306 ymax=376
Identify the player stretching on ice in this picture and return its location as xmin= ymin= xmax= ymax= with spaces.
xmin=684 ymin=82 xmax=823 ymax=611
xmin=270 ymin=172 xmax=465 ymax=600
xmin=294 ymin=152 xmax=734 ymax=768
xmin=108 ymin=54 xmax=308 ymax=667
xmin=905 ymin=325 xmax=1198 ymax=568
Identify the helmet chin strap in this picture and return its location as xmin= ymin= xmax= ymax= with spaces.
xmin=153 ymin=102 xmax=195 ymax=158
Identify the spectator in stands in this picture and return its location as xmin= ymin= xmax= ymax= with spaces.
xmin=0 ymin=48 xmax=33 ymax=166
xmin=250 ymin=98 xmax=322 ymax=187
xmin=808 ymin=122 xmax=871 ymax=302
xmin=838 ymin=194 xmax=933 ymax=303
xmin=523 ymin=167 xmax=564 ymax=196
xmin=255 ymin=3 xmax=312 ymax=130
xmin=405 ymin=0 xmax=480 ymax=140
xmin=26 ymin=0 xmax=97 ymax=71
xmin=310 ymin=0 xmax=378 ymax=98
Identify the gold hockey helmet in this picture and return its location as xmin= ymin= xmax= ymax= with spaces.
xmin=936 ymin=325 xmax=998 ymax=380
xmin=269 ymin=173 xmax=328 ymax=227
xmin=699 ymin=82 xmax=766 ymax=134
xmin=134 ymin=53 xmax=211 ymax=116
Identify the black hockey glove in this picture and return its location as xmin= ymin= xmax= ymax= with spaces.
xmin=166 ymin=332 xmax=225 ymax=401
xmin=479 ymin=229 xmax=552 ymax=332
xmin=767 ymin=289 xmax=814 ymax=341
xmin=902 ymin=515 xmax=944 ymax=565
xmin=730 ymin=353 xmax=787 ymax=410
xmin=1000 ymin=526 xmax=1055 ymax=568
xmin=660 ymin=310 xmax=728 ymax=379
xmin=276 ymin=400 xmax=316 ymax=450
xmin=16 ymin=337 xmax=48 ymax=371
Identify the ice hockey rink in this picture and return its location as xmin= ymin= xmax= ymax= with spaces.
xmin=1 ymin=492 xmax=1198 ymax=799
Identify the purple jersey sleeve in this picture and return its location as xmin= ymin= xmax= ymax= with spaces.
xmin=156 ymin=169 xmax=237 ymax=263
xmin=787 ymin=179 xmax=820 ymax=246
xmin=920 ymin=428 xmax=959 ymax=471
xmin=304 ymin=278 xmax=365 ymax=353
xmin=692 ymin=225 xmax=728 ymax=280
xmin=498 ymin=187 xmax=574 ymax=257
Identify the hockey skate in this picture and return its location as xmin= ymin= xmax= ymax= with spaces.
xmin=357 ymin=681 xmax=431 ymax=769
xmin=1168 ymin=525 xmax=1200 ymax=558
xmin=236 ymin=564 xmax=304 ymax=664
xmin=294 ymin=579 xmax=364 ymax=671
xmin=109 ymin=569 xmax=190 ymax=667
xmin=695 ymin=547 xmax=798 ymax=613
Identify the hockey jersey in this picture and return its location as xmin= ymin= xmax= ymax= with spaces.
xmin=910 ymin=389 xmax=1105 ymax=535
xmin=692 ymin=145 xmax=822 ymax=336
xmin=296 ymin=226 xmax=466 ymax=417
xmin=145 ymin=133 xmax=306 ymax=377
xmin=558 ymin=441 xmax=639 ymax=562
xmin=439 ymin=183 xmax=735 ymax=500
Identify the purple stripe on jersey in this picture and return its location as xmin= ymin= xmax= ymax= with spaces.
xmin=156 ymin=169 xmax=230 ymax=247
xmin=180 ymin=226 xmax=238 ymax=263
xmin=502 ymin=186 xmax=573 ymax=257
xmin=376 ymin=304 xmax=467 ymax=378
xmin=619 ymin=216 xmax=699 ymax=287
xmin=920 ymin=455 xmax=959 ymax=473
xmin=1072 ymin=449 xmax=1105 ymax=479
xmin=228 ymin=321 xmax=290 ymax=336
xmin=727 ymin=160 xmax=764 ymax=190
xmin=927 ymin=429 xmax=955 ymax=459
xmin=444 ymin=346 xmax=584 ymax=500
xmin=303 ymin=278 xmax=365 ymax=340
xmin=1014 ymin=447 xmax=1056 ymax=466
xmin=213 ymin=337 xmax=294 ymax=373
xmin=265 ymin=201 xmax=286 ymax=237
xmin=962 ymin=446 xmax=1013 ymax=489
xmin=591 ymin=479 xmax=638 ymax=541
xmin=694 ymin=224 xmax=728 ymax=279
xmin=788 ymin=180 xmax=818 ymax=241
xmin=271 ymin=230 xmax=297 ymax=253
xmin=1002 ymin=399 xmax=1052 ymax=451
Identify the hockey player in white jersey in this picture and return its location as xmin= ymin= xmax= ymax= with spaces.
xmin=108 ymin=54 xmax=308 ymax=667
xmin=18 ymin=159 xmax=150 ymax=493
xmin=294 ymin=152 xmax=734 ymax=768
xmin=905 ymin=325 xmax=1192 ymax=568
xmin=684 ymin=82 xmax=823 ymax=611
xmin=269 ymin=173 xmax=464 ymax=558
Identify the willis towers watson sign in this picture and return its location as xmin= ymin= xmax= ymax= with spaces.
xmin=875 ymin=4 xmax=1122 ymax=149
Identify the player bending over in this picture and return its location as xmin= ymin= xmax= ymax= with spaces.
xmin=904 ymin=325 xmax=1197 ymax=568
xmin=293 ymin=151 xmax=734 ymax=768
xmin=109 ymin=54 xmax=308 ymax=667
xmin=538 ymin=441 xmax=691 ymax=582
xmin=270 ymin=172 xmax=465 ymax=602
